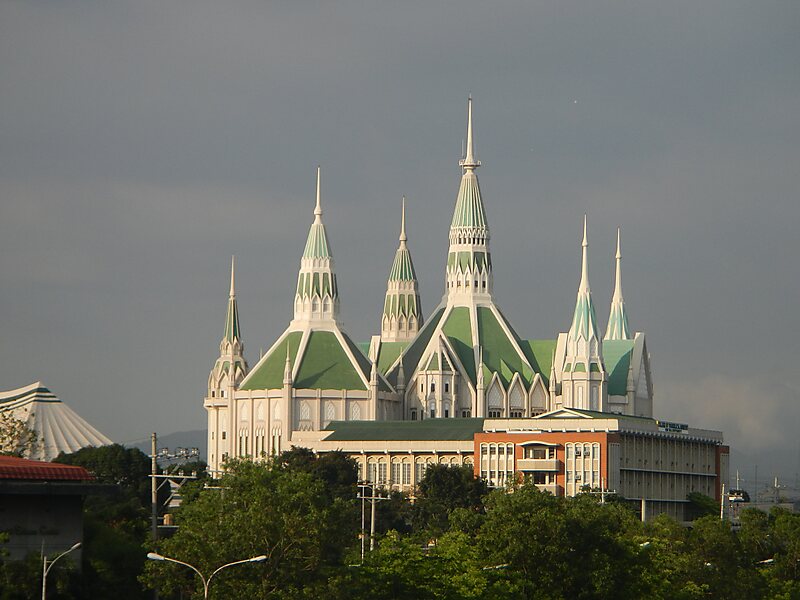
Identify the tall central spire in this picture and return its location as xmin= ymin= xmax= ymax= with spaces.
xmin=294 ymin=166 xmax=339 ymax=322
xmin=446 ymin=96 xmax=492 ymax=300
xmin=605 ymin=227 xmax=631 ymax=340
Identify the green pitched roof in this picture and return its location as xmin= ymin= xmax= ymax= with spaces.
xmin=476 ymin=307 xmax=533 ymax=387
xmin=240 ymin=332 xmax=302 ymax=390
xmin=324 ymin=418 xmax=485 ymax=441
xmin=544 ymin=408 xmax=654 ymax=424
xmin=603 ymin=340 xmax=634 ymax=396
xmin=442 ymin=307 xmax=476 ymax=382
xmin=375 ymin=341 xmax=408 ymax=375
xmin=388 ymin=306 xmax=446 ymax=384
xmin=295 ymin=331 xmax=368 ymax=391
xmin=519 ymin=339 xmax=556 ymax=388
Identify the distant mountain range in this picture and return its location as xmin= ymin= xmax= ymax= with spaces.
xmin=130 ymin=430 xmax=206 ymax=462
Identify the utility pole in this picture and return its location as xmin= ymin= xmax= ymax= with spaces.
xmin=151 ymin=433 xmax=158 ymax=543
xmin=720 ymin=483 xmax=726 ymax=520
xmin=357 ymin=482 xmax=389 ymax=558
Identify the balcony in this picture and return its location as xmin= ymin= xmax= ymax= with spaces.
xmin=517 ymin=458 xmax=561 ymax=472
xmin=534 ymin=483 xmax=563 ymax=496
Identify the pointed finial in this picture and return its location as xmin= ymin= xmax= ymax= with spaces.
xmin=283 ymin=343 xmax=293 ymax=385
xmin=612 ymin=227 xmax=624 ymax=301
xmin=582 ymin=214 xmax=588 ymax=248
xmin=230 ymin=255 xmax=236 ymax=297
xmin=459 ymin=96 xmax=480 ymax=169
xmin=399 ymin=197 xmax=407 ymax=243
xmin=314 ymin=165 xmax=322 ymax=220
xmin=579 ymin=214 xmax=590 ymax=291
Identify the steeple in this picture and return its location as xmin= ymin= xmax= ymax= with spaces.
xmin=604 ymin=227 xmax=631 ymax=340
xmin=208 ymin=257 xmax=248 ymax=396
xmin=381 ymin=198 xmax=423 ymax=341
xmin=568 ymin=215 xmax=601 ymax=346
xmin=224 ymin=255 xmax=241 ymax=344
xmin=562 ymin=215 xmax=606 ymax=411
xmin=294 ymin=166 xmax=339 ymax=323
xmin=446 ymin=96 xmax=492 ymax=300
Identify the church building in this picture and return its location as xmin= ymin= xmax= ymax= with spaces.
xmin=204 ymin=98 xmax=656 ymax=474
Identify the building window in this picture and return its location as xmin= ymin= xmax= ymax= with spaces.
xmin=430 ymin=409 xmax=436 ymax=418
xmin=410 ymin=409 xmax=417 ymax=421
xmin=367 ymin=463 xmax=377 ymax=483
xmin=403 ymin=462 xmax=411 ymax=485
xmin=415 ymin=462 xmax=429 ymax=484
xmin=444 ymin=382 xmax=449 ymax=393
xmin=420 ymin=382 xmax=424 ymax=393
xmin=461 ymin=409 xmax=471 ymax=418
xmin=378 ymin=462 xmax=387 ymax=485
xmin=222 ymin=431 xmax=227 ymax=440
xmin=510 ymin=410 xmax=524 ymax=418
xmin=391 ymin=462 xmax=401 ymax=485
xmin=488 ymin=409 xmax=502 ymax=418
xmin=431 ymin=382 xmax=436 ymax=393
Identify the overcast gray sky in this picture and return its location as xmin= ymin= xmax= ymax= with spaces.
xmin=1 ymin=0 xmax=798 ymax=488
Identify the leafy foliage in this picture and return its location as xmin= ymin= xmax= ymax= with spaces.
xmin=0 ymin=409 xmax=39 ymax=457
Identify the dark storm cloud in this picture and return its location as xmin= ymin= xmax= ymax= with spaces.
xmin=1 ymin=0 xmax=798 ymax=483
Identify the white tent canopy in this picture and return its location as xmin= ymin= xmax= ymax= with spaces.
xmin=0 ymin=381 xmax=112 ymax=461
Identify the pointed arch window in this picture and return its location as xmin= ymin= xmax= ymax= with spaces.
xmin=324 ymin=402 xmax=336 ymax=424
xmin=299 ymin=402 xmax=311 ymax=421
xmin=351 ymin=403 xmax=361 ymax=420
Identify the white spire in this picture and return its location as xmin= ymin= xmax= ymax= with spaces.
xmin=579 ymin=214 xmax=589 ymax=293
xmin=229 ymin=255 xmax=236 ymax=297
xmin=314 ymin=165 xmax=322 ymax=221
xmin=399 ymin=196 xmax=407 ymax=245
xmin=613 ymin=227 xmax=622 ymax=298
xmin=283 ymin=344 xmax=293 ymax=385
xmin=605 ymin=227 xmax=631 ymax=340
xmin=459 ymin=95 xmax=480 ymax=170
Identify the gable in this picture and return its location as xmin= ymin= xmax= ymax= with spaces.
xmin=240 ymin=331 xmax=303 ymax=391
xmin=295 ymin=331 xmax=368 ymax=391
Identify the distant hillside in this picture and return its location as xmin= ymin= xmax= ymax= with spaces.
xmin=130 ymin=430 xmax=206 ymax=461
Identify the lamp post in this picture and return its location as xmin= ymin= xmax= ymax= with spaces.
xmin=147 ymin=552 xmax=267 ymax=599
xmin=42 ymin=542 xmax=81 ymax=600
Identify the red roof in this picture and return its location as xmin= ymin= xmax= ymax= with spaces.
xmin=0 ymin=456 xmax=94 ymax=481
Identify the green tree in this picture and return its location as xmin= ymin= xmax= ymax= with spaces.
xmin=142 ymin=458 xmax=358 ymax=599
xmin=0 ymin=409 xmax=39 ymax=457
xmin=477 ymin=485 xmax=649 ymax=599
xmin=413 ymin=464 xmax=488 ymax=535
xmin=54 ymin=444 xmax=155 ymax=599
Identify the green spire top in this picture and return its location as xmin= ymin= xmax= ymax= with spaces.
xmin=302 ymin=166 xmax=332 ymax=259
xmin=223 ymin=255 xmax=241 ymax=343
xmin=451 ymin=97 xmax=487 ymax=230
xmin=381 ymin=197 xmax=423 ymax=341
xmin=388 ymin=198 xmax=417 ymax=282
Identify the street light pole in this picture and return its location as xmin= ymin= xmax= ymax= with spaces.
xmin=147 ymin=552 xmax=267 ymax=599
xmin=42 ymin=542 xmax=81 ymax=600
